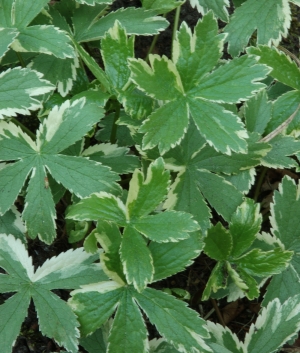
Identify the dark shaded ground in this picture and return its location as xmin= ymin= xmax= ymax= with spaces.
xmin=9 ymin=0 xmax=300 ymax=352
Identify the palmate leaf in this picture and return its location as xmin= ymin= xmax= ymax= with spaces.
xmin=189 ymin=0 xmax=230 ymax=22
xmin=70 ymin=284 xmax=211 ymax=353
xmin=263 ymin=176 xmax=300 ymax=305
xmin=0 ymin=67 xmax=55 ymax=119
xmin=163 ymin=122 xmax=268 ymax=232
xmin=129 ymin=12 xmax=269 ymax=155
xmin=67 ymin=158 xmax=199 ymax=291
xmin=0 ymin=0 xmax=75 ymax=58
xmin=224 ymin=0 xmax=293 ymax=57
xmin=202 ymin=199 xmax=292 ymax=300
xmin=0 ymin=234 xmax=104 ymax=353
xmin=0 ymin=98 xmax=120 ymax=243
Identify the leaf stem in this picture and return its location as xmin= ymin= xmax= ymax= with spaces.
xmin=110 ymin=102 xmax=120 ymax=144
xmin=172 ymin=5 xmax=181 ymax=55
xmin=253 ymin=166 xmax=267 ymax=202
xmin=16 ymin=52 xmax=25 ymax=68
xmin=10 ymin=117 xmax=36 ymax=140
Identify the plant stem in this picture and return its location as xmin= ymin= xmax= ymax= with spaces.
xmin=10 ymin=117 xmax=36 ymax=140
xmin=110 ymin=102 xmax=120 ymax=144
xmin=16 ymin=52 xmax=25 ymax=68
xmin=253 ymin=166 xmax=267 ymax=202
xmin=146 ymin=35 xmax=159 ymax=62
xmin=172 ymin=5 xmax=182 ymax=55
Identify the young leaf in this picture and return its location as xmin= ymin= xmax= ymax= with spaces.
xmin=0 ymin=234 xmax=104 ymax=353
xmin=67 ymin=158 xmax=199 ymax=291
xmin=225 ymin=0 xmax=292 ymax=56
xmin=0 ymin=67 xmax=55 ymax=119
xmin=0 ymin=98 xmax=120 ymax=243
xmin=203 ymin=223 xmax=232 ymax=261
xmin=129 ymin=12 xmax=269 ymax=154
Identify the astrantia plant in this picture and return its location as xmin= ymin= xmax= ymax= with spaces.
xmin=1 ymin=0 xmax=300 ymax=352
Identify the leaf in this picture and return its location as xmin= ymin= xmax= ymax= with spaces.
xmin=248 ymin=45 xmax=300 ymax=90
xmin=244 ymin=89 xmax=272 ymax=135
xmin=0 ymin=98 xmax=120 ymax=242
xmin=225 ymin=0 xmax=292 ymax=56
xmin=0 ymin=206 xmax=26 ymax=243
xmin=73 ymin=7 xmax=169 ymax=42
xmin=108 ymin=289 xmax=149 ymax=353
xmin=11 ymin=25 xmax=75 ymax=58
xmin=245 ymin=295 xmax=300 ymax=353
xmin=0 ymin=28 xmax=19 ymax=59
xmin=236 ymin=248 xmax=293 ymax=277
xmin=120 ymin=226 xmax=154 ymax=292
xmin=126 ymin=157 xmax=170 ymax=219
xmin=189 ymin=0 xmax=230 ymax=22
xmin=261 ymin=135 xmax=300 ymax=169
xmin=0 ymin=234 xmax=102 ymax=352
xmin=30 ymin=54 xmax=79 ymax=97
xmin=134 ymin=211 xmax=199 ymax=243
xmin=133 ymin=287 xmax=212 ymax=353
xmin=69 ymin=284 xmax=124 ymax=336
xmin=150 ymin=232 xmax=203 ymax=281
xmin=66 ymin=192 xmax=127 ymax=224
xmin=229 ymin=199 xmax=262 ymax=258
xmin=83 ymin=143 xmax=140 ymax=174
xmin=0 ymin=67 xmax=55 ymax=119
xmin=203 ymin=223 xmax=232 ymax=261
xmin=142 ymin=0 xmax=184 ymax=14
xmin=129 ymin=12 xmax=268 ymax=154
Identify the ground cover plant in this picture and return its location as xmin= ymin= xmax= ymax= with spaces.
xmin=1 ymin=0 xmax=300 ymax=352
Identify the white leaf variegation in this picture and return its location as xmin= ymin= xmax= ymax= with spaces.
xmin=0 ymin=67 xmax=55 ymax=119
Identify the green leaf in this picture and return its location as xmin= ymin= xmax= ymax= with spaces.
xmin=69 ymin=284 xmax=124 ymax=336
xmin=83 ymin=143 xmax=140 ymax=174
xmin=134 ymin=211 xmax=199 ymax=242
xmin=66 ymin=192 xmax=127 ymax=224
xmin=248 ymin=45 xmax=300 ymax=90
xmin=0 ymin=291 xmax=31 ymax=353
xmin=205 ymin=321 xmax=245 ymax=353
xmin=150 ymin=232 xmax=203 ymax=281
xmin=0 ymin=98 xmax=120 ymax=242
xmin=142 ymin=0 xmax=184 ymax=14
xmin=80 ymin=327 xmax=107 ymax=353
xmin=129 ymin=13 xmax=268 ymax=154
xmin=189 ymin=0 xmax=230 ymax=22
xmin=73 ymin=7 xmax=169 ymax=42
xmin=133 ymin=287 xmax=211 ymax=353
xmin=261 ymin=135 xmax=300 ymax=169
xmin=236 ymin=248 xmax=293 ymax=277
xmin=0 ymin=67 xmax=55 ymax=119
xmin=12 ymin=25 xmax=75 ymax=58
xmin=30 ymin=54 xmax=79 ymax=97
xmin=108 ymin=289 xmax=149 ymax=353
xmin=0 ymin=206 xmax=26 ymax=243
xmin=120 ymin=226 xmax=154 ymax=292
xmin=126 ymin=157 xmax=170 ymax=219
xmin=74 ymin=0 xmax=112 ymax=4
xmin=32 ymin=288 xmax=80 ymax=353
xmin=202 ymin=262 xmax=229 ymax=300
xmin=204 ymin=223 xmax=232 ymax=261
xmin=225 ymin=0 xmax=292 ymax=56
xmin=0 ymin=28 xmax=19 ymax=59
xmin=244 ymin=89 xmax=272 ymax=134
xmin=229 ymin=199 xmax=262 ymax=258
xmin=0 ymin=234 xmax=102 ymax=352
xmin=245 ymin=295 xmax=300 ymax=353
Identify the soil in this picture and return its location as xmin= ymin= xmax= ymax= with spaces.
xmin=7 ymin=0 xmax=300 ymax=352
